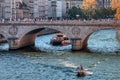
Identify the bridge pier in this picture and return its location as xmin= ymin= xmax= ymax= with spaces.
xmin=117 ymin=30 xmax=120 ymax=42
xmin=8 ymin=37 xmax=19 ymax=49
xmin=71 ymin=38 xmax=83 ymax=51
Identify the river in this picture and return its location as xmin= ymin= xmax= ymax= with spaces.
xmin=0 ymin=51 xmax=120 ymax=80
xmin=0 ymin=29 xmax=120 ymax=80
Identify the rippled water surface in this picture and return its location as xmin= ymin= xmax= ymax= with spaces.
xmin=0 ymin=51 xmax=120 ymax=80
xmin=0 ymin=43 xmax=9 ymax=51
xmin=88 ymin=29 xmax=120 ymax=53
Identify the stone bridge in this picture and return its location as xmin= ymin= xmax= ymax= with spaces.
xmin=0 ymin=20 xmax=120 ymax=50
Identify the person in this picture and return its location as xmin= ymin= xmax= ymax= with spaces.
xmin=76 ymin=65 xmax=84 ymax=72
xmin=76 ymin=65 xmax=86 ymax=77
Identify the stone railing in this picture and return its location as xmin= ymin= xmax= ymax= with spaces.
xmin=0 ymin=19 xmax=120 ymax=26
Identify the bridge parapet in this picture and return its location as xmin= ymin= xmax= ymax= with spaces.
xmin=0 ymin=20 xmax=120 ymax=26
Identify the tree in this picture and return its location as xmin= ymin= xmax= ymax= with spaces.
xmin=111 ymin=0 xmax=120 ymax=9
xmin=94 ymin=8 xmax=116 ymax=19
xmin=68 ymin=7 xmax=84 ymax=20
xmin=82 ymin=0 xmax=98 ymax=10
xmin=111 ymin=0 xmax=120 ymax=20
xmin=115 ymin=8 xmax=120 ymax=20
xmin=82 ymin=0 xmax=98 ymax=19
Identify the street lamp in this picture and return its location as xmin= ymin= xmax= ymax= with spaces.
xmin=76 ymin=14 xmax=79 ymax=20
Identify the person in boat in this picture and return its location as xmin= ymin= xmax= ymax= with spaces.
xmin=76 ymin=65 xmax=86 ymax=77
xmin=76 ymin=65 xmax=84 ymax=72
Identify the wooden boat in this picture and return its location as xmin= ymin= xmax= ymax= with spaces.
xmin=76 ymin=70 xmax=93 ymax=77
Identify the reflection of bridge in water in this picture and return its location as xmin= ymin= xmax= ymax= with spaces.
xmin=0 ymin=20 xmax=120 ymax=50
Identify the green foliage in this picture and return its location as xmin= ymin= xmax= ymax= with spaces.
xmin=94 ymin=8 xmax=116 ymax=19
xmin=68 ymin=7 xmax=84 ymax=19
xmin=68 ymin=7 xmax=116 ymax=20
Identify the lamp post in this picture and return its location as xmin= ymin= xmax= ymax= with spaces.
xmin=76 ymin=14 xmax=79 ymax=20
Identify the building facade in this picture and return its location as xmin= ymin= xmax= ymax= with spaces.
xmin=34 ymin=0 xmax=48 ymax=19
xmin=0 ymin=0 xmax=4 ymax=19
xmin=48 ymin=0 xmax=66 ymax=19
xmin=65 ymin=0 xmax=83 ymax=19
xmin=33 ymin=0 xmax=66 ymax=19
xmin=23 ymin=0 xmax=34 ymax=18
xmin=65 ymin=0 xmax=83 ymax=9
xmin=0 ymin=0 xmax=29 ymax=19
xmin=97 ymin=0 xmax=111 ymax=9
xmin=0 ymin=0 xmax=113 ymax=19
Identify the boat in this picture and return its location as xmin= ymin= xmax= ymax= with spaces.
xmin=50 ymin=33 xmax=71 ymax=46
xmin=76 ymin=65 xmax=93 ymax=77
xmin=76 ymin=70 xmax=93 ymax=77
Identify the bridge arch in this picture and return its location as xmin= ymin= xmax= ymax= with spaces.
xmin=18 ymin=28 xmax=44 ymax=48
xmin=82 ymin=28 xmax=117 ymax=50
xmin=0 ymin=32 xmax=8 ymax=41
xmin=0 ymin=34 xmax=9 ymax=50
xmin=0 ymin=34 xmax=8 ymax=41
xmin=18 ymin=27 xmax=71 ymax=48
xmin=19 ymin=25 xmax=70 ymax=39
xmin=42 ymin=26 xmax=72 ymax=39
xmin=0 ymin=32 xmax=9 ymax=44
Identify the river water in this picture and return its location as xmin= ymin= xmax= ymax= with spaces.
xmin=0 ymin=29 xmax=120 ymax=80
